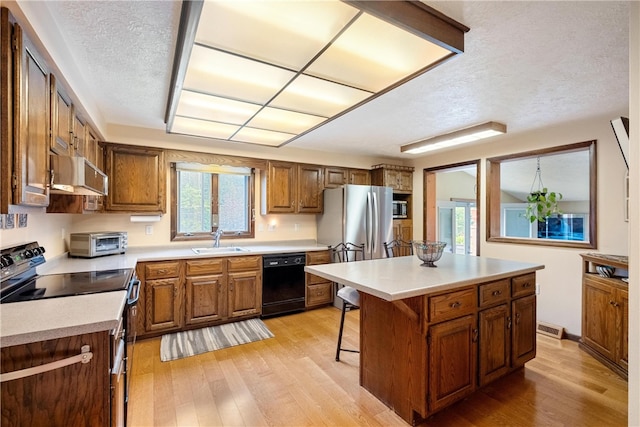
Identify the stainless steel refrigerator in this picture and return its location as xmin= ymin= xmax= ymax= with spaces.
xmin=317 ymin=184 xmax=394 ymax=260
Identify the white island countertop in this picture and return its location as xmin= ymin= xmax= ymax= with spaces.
xmin=305 ymin=253 xmax=544 ymax=301
xmin=1 ymin=241 xmax=329 ymax=347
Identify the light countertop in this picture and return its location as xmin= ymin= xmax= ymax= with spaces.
xmin=1 ymin=241 xmax=329 ymax=347
xmin=305 ymin=253 xmax=544 ymax=301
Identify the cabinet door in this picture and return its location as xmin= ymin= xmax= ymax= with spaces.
xmin=13 ymin=24 xmax=50 ymax=207
xmin=50 ymin=75 xmax=73 ymax=156
xmin=85 ymin=125 xmax=100 ymax=167
xmin=615 ymin=288 xmax=628 ymax=370
xmin=72 ymin=113 xmax=86 ymax=158
xmin=265 ymin=161 xmax=296 ymax=213
xmin=478 ymin=304 xmax=510 ymax=386
xmin=104 ymin=144 xmax=166 ymax=212
xmin=393 ymin=219 xmax=413 ymax=242
xmin=324 ymin=167 xmax=347 ymax=188
xmin=582 ymin=277 xmax=616 ymax=361
xmin=185 ymin=274 xmax=226 ymax=325
xmin=228 ymin=270 xmax=261 ymax=318
xmin=428 ymin=315 xmax=476 ymax=413
xmin=297 ymin=164 xmax=323 ymax=213
xmin=349 ymin=169 xmax=370 ymax=185
xmin=145 ymin=277 xmax=182 ymax=332
xmin=511 ymin=295 xmax=536 ymax=367
xmin=398 ymin=171 xmax=413 ymax=192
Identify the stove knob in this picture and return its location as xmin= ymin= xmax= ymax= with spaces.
xmin=0 ymin=257 xmax=7 ymax=268
xmin=39 ymin=246 xmax=46 ymax=254
xmin=1 ymin=255 xmax=13 ymax=267
xmin=24 ymin=249 xmax=33 ymax=259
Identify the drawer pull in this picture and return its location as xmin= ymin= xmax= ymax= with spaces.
xmin=522 ymin=282 xmax=532 ymax=288
xmin=492 ymin=290 xmax=502 ymax=296
xmin=610 ymin=300 xmax=620 ymax=307
xmin=450 ymin=301 xmax=461 ymax=308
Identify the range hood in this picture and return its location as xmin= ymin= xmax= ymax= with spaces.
xmin=50 ymin=155 xmax=108 ymax=196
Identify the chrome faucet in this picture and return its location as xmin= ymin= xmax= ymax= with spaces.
xmin=212 ymin=229 xmax=223 ymax=248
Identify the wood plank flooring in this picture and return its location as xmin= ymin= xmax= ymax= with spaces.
xmin=128 ymin=307 xmax=627 ymax=427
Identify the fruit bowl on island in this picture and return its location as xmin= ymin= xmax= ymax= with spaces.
xmin=412 ymin=241 xmax=447 ymax=267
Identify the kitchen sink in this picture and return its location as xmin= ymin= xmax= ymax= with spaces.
xmin=191 ymin=247 xmax=249 ymax=255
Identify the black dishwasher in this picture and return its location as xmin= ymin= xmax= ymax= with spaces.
xmin=261 ymin=253 xmax=306 ymax=317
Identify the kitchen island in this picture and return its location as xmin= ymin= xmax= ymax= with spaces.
xmin=305 ymin=253 xmax=544 ymax=424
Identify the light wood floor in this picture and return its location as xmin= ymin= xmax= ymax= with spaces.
xmin=128 ymin=307 xmax=628 ymax=427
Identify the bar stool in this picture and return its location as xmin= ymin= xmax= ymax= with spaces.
xmin=330 ymin=242 xmax=365 ymax=362
xmin=383 ymin=239 xmax=413 ymax=257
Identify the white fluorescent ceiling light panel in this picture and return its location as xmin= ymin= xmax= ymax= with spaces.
xmin=166 ymin=1 xmax=469 ymax=147
xmin=400 ymin=122 xmax=507 ymax=154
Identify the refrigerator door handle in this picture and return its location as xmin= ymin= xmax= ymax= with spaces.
xmin=366 ymin=191 xmax=373 ymax=253
xmin=372 ymin=191 xmax=379 ymax=255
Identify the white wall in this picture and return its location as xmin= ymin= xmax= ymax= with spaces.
xmin=410 ymin=114 xmax=629 ymax=337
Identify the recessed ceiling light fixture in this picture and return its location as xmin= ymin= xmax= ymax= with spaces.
xmin=165 ymin=1 xmax=469 ymax=147
xmin=400 ymin=121 xmax=507 ymax=154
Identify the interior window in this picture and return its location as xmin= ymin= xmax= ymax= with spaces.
xmin=487 ymin=140 xmax=596 ymax=248
xmin=171 ymin=163 xmax=255 ymax=241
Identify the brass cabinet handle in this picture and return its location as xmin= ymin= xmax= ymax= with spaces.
xmin=507 ymin=316 xmax=512 ymax=329
xmin=522 ymin=282 xmax=532 ymax=288
xmin=516 ymin=312 xmax=521 ymax=324
xmin=492 ymin=290 xmax=502 ymax=296
xmin=472 ymin=328 xmax=479 ymax=342
xmin=450 ymin=301 xmax=461 ymax=308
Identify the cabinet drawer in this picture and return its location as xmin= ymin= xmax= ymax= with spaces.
xmin=186 ymin=258 xmax=225 ymax=276
xmin=145 ymin=261 xmax=180 ymax=279
xmin=512 ymin=273 xmax=536 ymax=298
xmin=306 ymin=272 xmax=328 ymax=286
xmin=429 ymin=288 xmax=476 ymax=323
xmin=478 ymin=279 xmax=510 ymax=308
xmin=307 ymin=282 xmax=333 ymax=306
xmin=307 ymin=250 xmax=331 ymax=265
xmin=228 ymin=255 xmax=262 ymax=272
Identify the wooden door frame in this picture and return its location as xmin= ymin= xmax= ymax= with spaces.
xmin=423 ymin=160 xmax=481 ymax=256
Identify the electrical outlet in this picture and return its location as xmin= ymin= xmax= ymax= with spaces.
xmin=535 ymin=283 xmax=540 ymax=295
xmin=61 ymin=228 xmax=65 ymax=240
xmin=294 ymin=223 xmax=299 ymax=232
xmin=145 ymin=225 xmax=153 ymax=235
xmin=258 ymin=224 xmax=264 ymax=232
xmin=268 ymin=224 xmax=276 ymax=231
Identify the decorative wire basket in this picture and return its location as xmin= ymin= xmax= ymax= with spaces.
xmin=412 ymin=241 xmax=447 ymax=267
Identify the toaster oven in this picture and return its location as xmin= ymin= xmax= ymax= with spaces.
xmin=69 ymin=232 xmax=128 ymax=258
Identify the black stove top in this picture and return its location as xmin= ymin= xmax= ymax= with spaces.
xmin=1 ymin=241 xmax=135 ymax=304
xmin=1 ymin=268 xmax=133 ymax=303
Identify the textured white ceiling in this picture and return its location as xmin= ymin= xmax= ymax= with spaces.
xmin=37 ymin=0 xmax=628 ymax=161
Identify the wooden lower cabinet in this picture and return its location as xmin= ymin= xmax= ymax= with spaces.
xmin=580 ymin=253 xmax=628 ymax=378
xmin=138 ymin=255 xmax=261 ymax=338
xmin=428 ymin=315 xmax=477 ymax=413
xmin=1 ymin=331 xmax=111 ymax=427
xmin=478 ymin=304 xmax=510 ymax=386
xmin=360 ymin=272 xmax=537 ymax=424
xmin=393 ymin=219 xmax=412 ymax=242
xmin=306 ymin=250 xmax=333 ymax=308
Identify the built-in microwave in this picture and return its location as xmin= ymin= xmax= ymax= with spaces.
xmin=392 ymin=200 xmax=408 ymax=219
xmin=69 ymin=232 xmax=128 ymax=258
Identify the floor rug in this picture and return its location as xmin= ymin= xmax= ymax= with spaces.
xmin=160 ymin=318 xmax=274 ymax=362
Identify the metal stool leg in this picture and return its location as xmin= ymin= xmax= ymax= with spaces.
xmin=336 ymin=302 xmax=347 ymax=361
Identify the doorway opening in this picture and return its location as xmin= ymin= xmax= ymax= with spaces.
xmin=424 ymin=160 xmax=480 ymax=256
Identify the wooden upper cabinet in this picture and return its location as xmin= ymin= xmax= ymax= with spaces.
xmin=324 ymin=167 xmax=370 ymax=188
xmin=263 ymin=161 xmax=297 ymax=213
xmin=104 ymin=144 xmax=166 ymax=212
xmin=324 ymin=167 xmax=348 ymax=188
xmin=12 ymin=22 xmax=50 ymax=208
xmin=262 ymin=161 xmax=323 ymax=214
xmin=297 ymin=163 xmax=323 ymax=213
xmin=72 ymin=113 xmax=86 ymax=158
xmin=85 ymin=125 xmax=100 ymax=168
xmin=371 ymin=165 xmax=413 ymax=193
xmin=50 ymin=74 xmax=74 ymax=156
xmin=348 ymin=168 xmax=371 ymax=185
